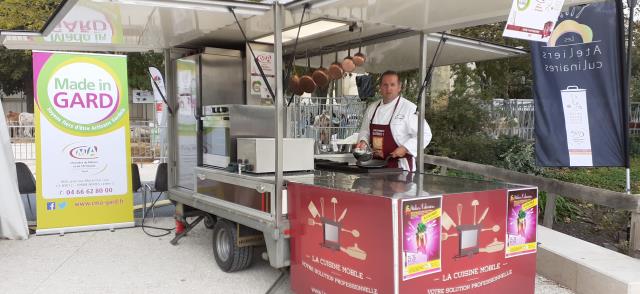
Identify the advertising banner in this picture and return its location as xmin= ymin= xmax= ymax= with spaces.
xmin=175 ymin=57 xmax=198 ymax=190
xmin=531 ymin=1 xmax=626 ymax=166
xmin=503 ymin=0 xmax=565 ymax=42
xmin=289 ymin=182 xmax=537 ymax=293
xmin=33 ymin=51 xmax=133 ymax=234
xmin=401 ymin=197 xmax=442 ymax=280
xmin=506 ymin=188 xmax=538 ymax=258
xmin=288 ymin=183 xmax=395 ymax=294
xmin=249 ymin=50 xmax=275 ymax=99
xmin=400 ymin=190 xmax=536 ymax=293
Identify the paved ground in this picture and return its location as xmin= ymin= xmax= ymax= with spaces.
xmin=0 ymin=217 xmax=574 ymax=294
xmin=9 ymin=162 xmax=575 ymax=293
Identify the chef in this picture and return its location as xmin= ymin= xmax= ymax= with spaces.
xmin=356 ymin=70 xmax=432 ymax=171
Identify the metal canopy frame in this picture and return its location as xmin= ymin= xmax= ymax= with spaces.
xmin=0 ymin=0 xmax=603 ymax=268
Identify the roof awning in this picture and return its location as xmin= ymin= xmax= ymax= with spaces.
xmin=0 ymin=0 xmax=600 ymax=57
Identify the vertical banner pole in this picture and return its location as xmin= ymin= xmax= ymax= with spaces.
xmin=625 ymin=0 xmax=637 ymax=193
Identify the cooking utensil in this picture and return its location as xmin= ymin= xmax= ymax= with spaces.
xmin=340 ymin=243 xmax=366 ymax=260
xmin=352 ymin=143 xmax=373 ymax=162
xmin=457 ymin=203 xmax=463 ymax=225
xmin=442 ymin=212 xmax=457 ymax=230
xmin=356 ymin=156 xmax=391 ymax=168
xmin=471 ymin=199 xmax=479 ymax=225
xmin=482 ymin=224 xmax=500 ymax=233
xmin=477 ymin=207 xmax=489 ymax=224
xmin=312 ymin=53 xmax=330 ymax=88
xmin=337 ymin=208 xmax=348 ymax=222
xmin=353 ymin=40 xmax=366 ymax=66
xmin=328 ymin=51 xmax=344 ymax=80
xmin=299 ymin=52 xmax=316 ymax=93
xmin=442 ymin=232 xmax=458 ymax=241
xmin=341 ymin=228 xmax=360 ymax=237
xmin=331 ymin=197 xmax=338 ymax=221
xmin=308 ymin=201 xmax=320 ymax=218
xmin=341 ymin=46 xmax=356 ymax=73
xmin=308 ymin=218 xmax=321 ymax=226
xmin=288 ymin=55 xmax=303 ymax=95
xmin=479 ymin=238 xmax=505 ymax=253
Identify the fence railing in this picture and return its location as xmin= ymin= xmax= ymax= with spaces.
xmin=7 ymin=121 xmax=167 ymax=163
xmin=486 ymin=99 xmax=535 ymax=141
xmin=423 ymin=154 xmax=640 ymax=258
xmin=8 ymin=124 xmax=35 ymax=161
xmin=129 ymin=121 xmax=167 ymax=163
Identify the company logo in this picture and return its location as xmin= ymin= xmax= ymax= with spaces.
xmin=547 ymin=20 xmax=593 ymax=47
xmin=68 ymin=145 xmax=99 ymax=159
xmin=47 ymin=62 xmax=119 ymax=124
xmin=47 ymin=201 xmax=68 ymax=211
xmin=539 ymin=5 xmax=604 ymax=73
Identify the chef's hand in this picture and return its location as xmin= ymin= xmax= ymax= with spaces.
xmin=390 ymin=146 xmax=408 ymax=158
xmin=356 ymin=140 xmax=368 ymax=149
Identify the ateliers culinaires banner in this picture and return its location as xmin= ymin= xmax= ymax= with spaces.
xmin=530 ymin=0 xmax=626 ymax=167
xmin=33 ymin=51 xmax=133 ymax=235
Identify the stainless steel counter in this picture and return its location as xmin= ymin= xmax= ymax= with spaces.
xmin=285 ymin=170 xmax=521 ymax=199
xmin=194 ymin=166 xmax=522 ymax=201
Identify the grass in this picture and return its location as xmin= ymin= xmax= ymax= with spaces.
xmin=543 ymin=157 xmax=640 ymax=194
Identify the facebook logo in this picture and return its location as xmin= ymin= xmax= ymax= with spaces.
xmin=47 ymin=202 xmax=56 ymax=211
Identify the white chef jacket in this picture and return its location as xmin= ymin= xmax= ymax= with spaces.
xmin=358 ymin=96 xmax=432 ymax=171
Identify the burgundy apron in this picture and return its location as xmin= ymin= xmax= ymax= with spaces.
xmin=369 ymin=98 xmax=414 ymax=171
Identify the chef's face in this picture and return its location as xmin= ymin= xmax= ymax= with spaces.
xmin=380 ymin=74 xmax=402 ymax=102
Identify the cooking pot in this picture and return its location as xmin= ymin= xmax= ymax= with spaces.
xmin=353 ymin=43 xmax=366 ymax=66
xmin=328 ymin=51 xmax=344 ymax=80
xmin=299 ymin=54 xmax=317 ymax=94
xmin=288 ymin=56 xmax=304 ymax=95
xmin=341 ymin=47 xmax=356 ymax=73
xmin=312 ymin=53 xmax=330 ymax=88
xmin=352 ymin=143 xmax=373 ymax=162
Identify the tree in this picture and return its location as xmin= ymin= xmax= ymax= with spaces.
xmin=0 ymin=0 xmax=165 ymax=112
xmin=0 ymin=0 xmax=60 ymax=111
xmin=452 ymin=23 xmax=533 ymax=100
xmin=126 ymin=52 xmax=165 ymax=91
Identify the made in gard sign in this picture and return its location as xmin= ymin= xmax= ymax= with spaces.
xmin=33 ymin=51 xmax=133 ymax=234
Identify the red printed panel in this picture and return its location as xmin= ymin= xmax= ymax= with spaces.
xmin=288 ymin=183 xmax=395 ymax=294
xmin=399 ymin=189 xmax=537 ymax=294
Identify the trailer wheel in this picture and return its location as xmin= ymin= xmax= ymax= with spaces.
xmin=212 ymin=220 xmax=253 ymax=272
xmin=204 ymin=214 xmax=216 ymax=229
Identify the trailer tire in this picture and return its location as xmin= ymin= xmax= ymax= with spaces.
xmin=204 ymin=214 xmax=216 ymax=229
xmin=212 ymin=220 xmax=253 ymax=272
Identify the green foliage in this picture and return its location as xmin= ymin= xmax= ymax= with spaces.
xmin=492 ymin=135 xmax=543 ymax=175
xmin=127 ymin=52 xmax=165 ymax=91
xmin=0 ymin=48 xmax=32 ymax=98
xmin=630 ymin=135 xmax=640 ymax=156
xmin=426 ymin=94 xmax=495 ymax=163
xmin=538 ymin=191 xmax=582 ymax=223
xmin=0 ymin=0 xmax=61 ymax=31
xmin=451 ymin=23 xmax=533 ymax=100
xmin=543 ymin=157 xmax=640 ymax=193
xmin=0 ymin=0 xmax=60 ymax=101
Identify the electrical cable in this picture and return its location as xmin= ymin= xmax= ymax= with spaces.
xmin=139 ymin=190 xmax=175 ymax=237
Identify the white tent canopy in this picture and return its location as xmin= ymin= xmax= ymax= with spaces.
xmin=0 ymin=0 xmax=600 ymax=69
